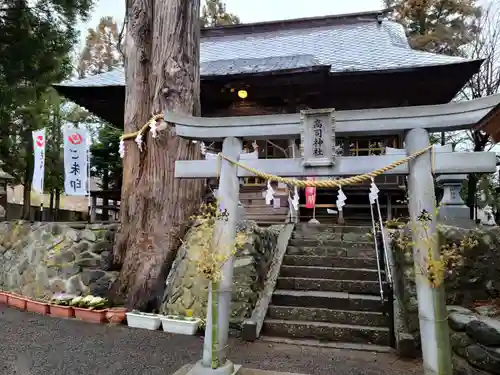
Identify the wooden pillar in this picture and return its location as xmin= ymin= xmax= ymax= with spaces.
xmin=387 ymin=194 xmax=392 ymax=221
xmin=288 ymin=139 xmax=299 ymax=223
xmin=214 ymin=137 xmax=242 ymax=373
xmin=90 ymin=195 xmax=97 ymax=223
xmin=405 ymin=128 xmax=452 ymax=375
xmin=288 ymin=138 xmax=299 ymax=159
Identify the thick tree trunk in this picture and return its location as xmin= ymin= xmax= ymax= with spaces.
xmin=467 ymin=174 xmax=478 ymax=220
xmin=22 ymin=134 xmax=33 ymax=220
xmin=54 ymin=188 xmax=60 ymax=221
xmin=467 ymin=131 xmax=489 ymax=220
xmin=49 ymin=190 xmax=54 ymax=220
xmin=112 ymin=0 xmax=204 ymax=310
xmin=102 ymin=168 xmax=109 ymax=219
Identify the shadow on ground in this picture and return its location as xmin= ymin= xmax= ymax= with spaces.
xmin=0 ymin=306 xmax=422 ymax=375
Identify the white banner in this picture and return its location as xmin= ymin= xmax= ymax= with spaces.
xmin=32 ymin=129 xmax=46 ymax=194
xmin=63 ymin=126 xmax=89 ymax=196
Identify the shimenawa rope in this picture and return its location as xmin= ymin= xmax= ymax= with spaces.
xmin=121 ymin=114 xmax=435 ymax=187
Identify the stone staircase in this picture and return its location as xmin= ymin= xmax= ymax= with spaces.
xmin=239 ymin=185 xmax=289 ymax=226
xmin=261 ymin=223 xmax=393 ymax=350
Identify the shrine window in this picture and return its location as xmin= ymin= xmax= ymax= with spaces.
xmin=347 ymin=137 xmax=398 ymax=156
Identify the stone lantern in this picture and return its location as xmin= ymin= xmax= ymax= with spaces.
xmin=0 ymin=161 xmax=13 ymax=220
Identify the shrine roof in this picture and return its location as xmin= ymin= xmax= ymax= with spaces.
xmin=56 ymin=9 xmax=479 ymax=89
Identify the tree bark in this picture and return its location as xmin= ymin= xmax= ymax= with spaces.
xmin=102 ymin=168 xmax=109 ymax=219
xmin=112 ymin=0 xmax=204 ymax=310
xmin=467 ymin=131 xmax=489 ymax=219
xmin=54 ymin=188 xmax=60 ymax=221
xmin=22 ymin=131 xmax=33 ymax=220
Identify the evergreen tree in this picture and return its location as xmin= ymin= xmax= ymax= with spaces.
xmin=77 ymin=16 xmax=121 ymax=78
xmin=200 ymin=0 xmax=240 ymax=27
xmin=76 ymin=16 xmax=123 ymax=217
xmin=385 ymin=0 xmax=481 ymax=55
xmin=0 ymin=0 xmax=94 ymax=217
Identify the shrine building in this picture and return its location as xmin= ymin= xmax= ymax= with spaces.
xmin=54 ymin=9 xmax=485 ymax=225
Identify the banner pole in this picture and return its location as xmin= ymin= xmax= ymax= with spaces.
xmin=32 ymin=129 xmax=46 ymax=222
xmin=40 ymin=145 xmax=44 ymax=222
xmin=87 ymin=135 xmax=91 ymax=223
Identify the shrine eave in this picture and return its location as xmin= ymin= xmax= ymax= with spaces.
xmin=165 ymin=93 xmax=500 ymax=141
xmin=474 ymin=101 xmax=500 ymax=143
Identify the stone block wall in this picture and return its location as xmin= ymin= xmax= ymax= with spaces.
xmin=449 ymin=305 xmax=500 ymax=375
xmin=390 ymin=224 xmax=500 ymax=371
xmin=161 ymin=221 xmax=282 ymax=325
xmin=391 ymin=225 xmax=500 ymax=339
xmin=0 ymin=218 xmax=283 ymax=322
xmin=0 ymin=221 xmax=119 ymax=299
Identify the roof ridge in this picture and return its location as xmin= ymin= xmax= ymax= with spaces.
xmin=201 ymin=9 xmax=391 ymax=37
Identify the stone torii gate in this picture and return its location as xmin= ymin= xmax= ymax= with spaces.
xmin=171 ymin=95 xmax=499 ymax=375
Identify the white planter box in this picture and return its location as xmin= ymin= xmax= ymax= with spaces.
xmin=126 ymin=312 xmax=161 ymax=330
xmin=160 ymin=316 xmax=201 ymax=335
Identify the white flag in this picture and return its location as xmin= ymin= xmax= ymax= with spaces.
xmin=64 ymin=126 xmax=89 ymax=196
xmin=32 ymin=129 xmax=46 ymax=194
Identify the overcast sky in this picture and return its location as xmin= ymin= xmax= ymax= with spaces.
xmin=78 ymin=0 xmax=383 ymax=47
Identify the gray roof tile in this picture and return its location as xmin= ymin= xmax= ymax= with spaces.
xmin=56 ymin=19 xmax=473 ymax=88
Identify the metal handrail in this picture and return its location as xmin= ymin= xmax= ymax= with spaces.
xmin=375 ymin=199 xmax=393 ymax=284
xmin=369 ymin=202 xmax=385 ymax=302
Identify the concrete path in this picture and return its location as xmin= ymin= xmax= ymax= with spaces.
xmin=0 ymin=306 xmax=422 ymax=375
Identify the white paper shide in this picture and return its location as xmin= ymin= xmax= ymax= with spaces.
xmin=63 ymin=126 xmax=89 ymax=196
xmin=32 ymin=128 xmax=46 ymax=194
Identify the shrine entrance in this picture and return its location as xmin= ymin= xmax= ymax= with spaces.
xmin=167 ymin=97 xmax=498 ymax=375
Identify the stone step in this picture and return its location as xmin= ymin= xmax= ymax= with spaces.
xmin=262 ymin=319 xmax=390 ymax=346
xmin=259 ymin=336 xmax=392 ymax=353
xmin=240 ymin=185 xmax=267 ymax=192
xmin=241 ymin=199 xmax=289 ymax=210
xmin=286 ymin=245 xmax=374 ymax=258
xmin=280 ymin=266 xmax=380 ymax=281
xmin=258 ymin=222 xmax=284 ymax=228
xmin=295 ymin=223 xmax=373 ymax=234
xmin=246 ymin=216 xmax=288 ymax=224
xmin=276 ymin=277 xmax=387 ymax=295
xmin=267 ymin=305 xmax=390 ymax=327
xmin=271 ymin=290 xmax=384 ymax=312
xmin=242 ymin=206 xmax=289 ymax=215
xmin=292 ymin=231 xmax=371 ymax=242
xmin=245 ymin=213 xmax=289 ymax=220
xmin=288 ymin=238 xmax=373 ymax=248
xmin=283 ymin=255 xmax=378 ymax=269
xmin=240 ymin=191 xmax=265 ymax=199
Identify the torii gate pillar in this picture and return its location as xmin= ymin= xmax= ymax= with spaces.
xmin=405 ymin=128 xmax=452 ymax=375
xmin=192 ymin=137 xmax=243 ymax=375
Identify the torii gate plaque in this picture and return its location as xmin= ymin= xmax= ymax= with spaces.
xmin=300 ymin=108 xmax=335 ymax=167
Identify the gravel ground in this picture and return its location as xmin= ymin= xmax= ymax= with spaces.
xmin=0 ymin=306 xmax=422 ymax=375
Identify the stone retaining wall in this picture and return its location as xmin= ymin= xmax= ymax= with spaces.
xmin=161 ymin=221 xmax=282 ymax=325
xmin=449 ymin=305 xmax=500 ymax=375
xmin=0 ymin=219 xmax=282 ymax=324
xmin=0 ymin=221 xmax=119 ymax=299
xmin=390 ymin=224 xmax=500 ymax=366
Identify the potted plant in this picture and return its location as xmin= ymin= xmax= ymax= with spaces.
xmin=0 ymin=290 xmax=9 ymax=304
xmin=26 ymin=297 xmax=50 ymax=315
xmin=106 ymin=307 xmax=128 ymax=325
xmin=50 ymin=293 xmax=75 ymax=318
xmin=8 ymin=293 xmax=27 ymax=310
xmin=159 ymin=310 xmax=201 ymax=335
xmin=125 ymin=310 xmax=161 ymax=330
xmin=71 ymin=295 xmax=109 ymax=323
